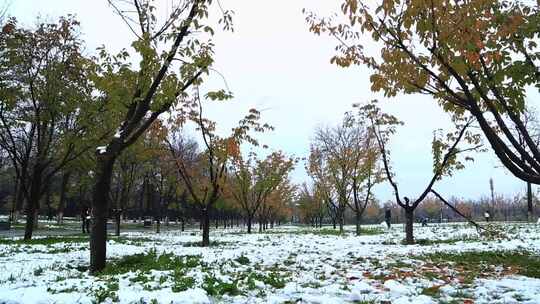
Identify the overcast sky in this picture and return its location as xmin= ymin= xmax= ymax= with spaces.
xmin=9 ymin=0 xmax=531 ymax=202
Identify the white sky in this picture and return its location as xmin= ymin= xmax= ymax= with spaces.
xmin=8 ymin=0 xmax=530 ymax=202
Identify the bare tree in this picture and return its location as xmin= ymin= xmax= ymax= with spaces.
xmin=167 ymin=95 xmax=270 ymax=246
xmin=359 ymin=101 xmax=482 ymax=244
xmin=309 ymin=120 xmax=360 ymax=233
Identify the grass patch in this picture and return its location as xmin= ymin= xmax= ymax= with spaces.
xmin=0 ymin=235 xmax=150 ymax=246
xmin=261 ymin=227 xmax=384 ymax=236
xmin=235 ymin=255 xmax=250 ymax=265
xmin=242 ymin=270 xmax=287 ymax=289
xmin=203 ymin=274 xmax=241 ymax=296
xmin=100 ymin=249 xmax=202 ymax=276
xmin=33 ymin=266 xmax=44 ymax=276
xmin=411 ymin=236 xmax=479 ymax=246
xmin=357 ymin=227 xmax=385 ymax=235
xmin=421 ymin=250 xmax=540 ymax=279
xmin=0 ymin=236 xmax=89 ymax=245
xmin=171 ymin=272 xmax=195 ymax=292
xmin=262 ymin=228 xmax=344 ymax=236
xmin=182 ymin=240 xmax=230 ymax=247
xmin=91 ymin=280 xmax=119 ymax=303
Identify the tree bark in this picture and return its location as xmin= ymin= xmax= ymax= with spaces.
xmin=202 ymin=208 xmax=210 ymax=246
xmin=247 ymin=216 xmax=252 ymax=234
xmin=45 ymin=186 xmax=52 ymax=221
xmin=90 ymin=155 xmax=116 ymax=273
xmin=57 ymin=171 xmax=71 ymax=225
xmin=338 ymin=213 xmax=344 ymax=234
xmin=404 ymin=208 xmax=415 ymax=245
xmin=115 ymin=210 xmax=121 ymax=237
xmin=355 ymin=211 xmax=361 ymax=236
xmin=527 ymin=182 xmax=534 ymax=222
xmin=24 ymin=165 xmax=43 ymax=240
xmin=13 ymin=177 xmax=25 ymax=224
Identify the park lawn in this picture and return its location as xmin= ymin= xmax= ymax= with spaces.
xmin=0 ymin=222 xmax=539 ymax=303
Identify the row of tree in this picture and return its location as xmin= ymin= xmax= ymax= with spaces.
xmin=301 ymin=0 xmax=540 ymax=243
xmin=0 ymin=0 xmax=296 ymax=273
xmin=1 ymin=0 xmax=539 ymax=272
xmin=295 ymin=186 xmax=538 ymax=227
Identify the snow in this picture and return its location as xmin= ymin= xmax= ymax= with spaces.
xmin=96 ymin=146 xmax=107 ymax=154
xmin=384 ymin=279 xmax=413 ymax=296
xmin=474 ymin=277 xmax=540 ymax=303
xmin=118 ymin=288 xmax=211 ymax=304
xmin=113 ymin=129 xmax=122 ymax=139
xmin=0 ymin=222 xmax=539 ymax=303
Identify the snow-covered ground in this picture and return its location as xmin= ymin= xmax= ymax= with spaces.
xmin=0 ymin=222 xmax=539 ymax=303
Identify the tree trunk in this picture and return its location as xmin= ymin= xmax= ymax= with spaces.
xmin=57 ymin=171 xmax=71 ymax=225
xmin=338 ymin=213 xmax=344 ymax=234
xmin=527 ymin=182 xmax=534 ymax=222
xmin=247 ymin=216 xmax=252 ymax=234
xmin=45 ymin=186 xmax=52 ymax=221
xmin=355 ymin=211 xmax=361 ymax=236
xmin=115 ymin=211 xmax=121 ymax=237
xmin=202 ymin=208 xmax=210 ymax=246
xmin=181 ymin=218 xmax=185 ymax=231
xmin=90 ymin=155 xmax=116 ymax=273
xmin=24 ymin=165 xmax=43 ymax=240
xmin=404 ymin=208 xmax=415 ymax=245
xmin=33 ymin=208 xmax=39 ymax=230
xmin=13 ymin=177 xmax=25 ymax=224
xmin=13 ymin=210 xmax=19 ymax=225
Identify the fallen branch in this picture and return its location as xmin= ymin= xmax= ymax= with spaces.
xmin=430 ymin=189 xmax=486 ymax=233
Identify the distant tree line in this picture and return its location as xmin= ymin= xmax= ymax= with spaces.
xmin=295 ymin=188 xmax=537 ymax=227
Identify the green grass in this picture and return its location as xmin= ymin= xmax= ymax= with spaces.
xmin=100 ymin=249 xmax=202 ymax=276
xmin=261 ymin=228 xmax=344 ymax=236
xmin=411 ymin=236 xmax=479 ymax=246
xmin=422 ymin=250 xmax=540 ymax=279
xmin=33 ymin=266 xmax=44 ymax=276
xmin=0 ymin=234 xmax=154 ymax=245
xmin=171 ymin=272 xmax=195 ymax=292
xmin=91 ymin=280 xmax=119 ymax=303
xmin=240 ymin=268 xmax=288 ymax=290
xmin=182 ymin=240 xmax=230 ymax=247
xmin=0 ymin=236 xmax=90 ymax=245
xmin=254 ymin=228 xmax=339 ymax=235
xmin=203 ymin=274 xmax=241 ymax=296
xmin=235 ymin=255 xmax=250 ymax=265
xmin=356 ymin=227 xmax=385 ymax=235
